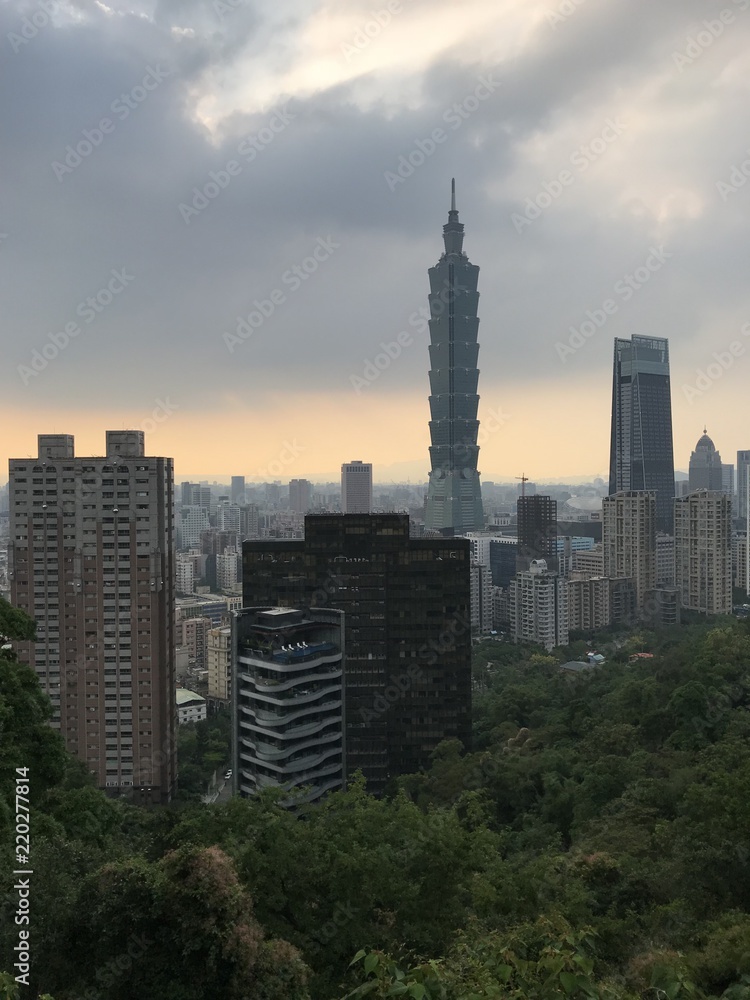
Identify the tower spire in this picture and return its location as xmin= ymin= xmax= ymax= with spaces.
xmin=443 ymin=177 xmax=464 ymax=255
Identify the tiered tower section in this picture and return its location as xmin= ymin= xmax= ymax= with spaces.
xmin=425 ymin=180 xmax=484 ymax=535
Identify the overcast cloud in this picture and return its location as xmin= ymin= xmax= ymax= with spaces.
xmin=2 ymin=0 xmax=749 ymax=479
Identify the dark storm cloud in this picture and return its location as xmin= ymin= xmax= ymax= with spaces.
xmin=2 ymin=0 xmax=750 ymax=419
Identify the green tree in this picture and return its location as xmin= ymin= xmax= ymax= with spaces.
xmin=46 ymin=845 xmax=310 ymax=1000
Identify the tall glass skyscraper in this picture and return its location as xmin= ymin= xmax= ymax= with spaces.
xmin=609 ymin=336 xmax=675 ymax=533
xmin=424 ymin=180 xmax=484 ymax=536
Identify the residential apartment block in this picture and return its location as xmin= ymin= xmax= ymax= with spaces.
xmin=8 ymin=431 xmax=176 ymax=805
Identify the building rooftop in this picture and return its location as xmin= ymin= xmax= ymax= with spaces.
xmin=175 ymin=688 xmax=206 ymax=706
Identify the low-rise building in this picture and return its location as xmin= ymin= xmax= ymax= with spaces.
xmin=176 ymin=688 xmax=207 ymax=725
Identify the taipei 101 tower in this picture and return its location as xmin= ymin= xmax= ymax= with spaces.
xmin=424 ymin=180 xmax=484 ymax=535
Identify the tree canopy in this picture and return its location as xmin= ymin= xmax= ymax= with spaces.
xmin=2 ymin=613 xmax=750 ymax=999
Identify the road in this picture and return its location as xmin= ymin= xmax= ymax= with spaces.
xmin=201 ymin=764 xmax=233 ymax=804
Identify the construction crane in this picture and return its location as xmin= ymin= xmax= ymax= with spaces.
xmin=516 ymin=473 xmax=529 ymax=498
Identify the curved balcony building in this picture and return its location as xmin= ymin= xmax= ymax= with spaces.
xmin=231 ymin=606 xmax=344 ymax=806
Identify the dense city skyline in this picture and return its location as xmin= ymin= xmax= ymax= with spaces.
xmin=3 ymin=0 xmax=750 ymax=479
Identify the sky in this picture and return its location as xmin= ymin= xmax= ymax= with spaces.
xmin=2 ymin=0 xmax=750 ymax=484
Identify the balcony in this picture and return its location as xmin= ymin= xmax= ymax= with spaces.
xmin=239 ymin=715 xmax=343 ymax=745
xmin=239 ymin=640 xmax=339 ymax=666
xmin=245 ymin=682 xmax=342 ymax=711
xmin=242 ymin=666 xmax=342 ymax=694
xmin=250 ymin=728 xmax=342 ymax=762
xmin=248 ymin=699 xmax=341 ymax=725
xmin=244 ymin=744 xmax=341 ymax=775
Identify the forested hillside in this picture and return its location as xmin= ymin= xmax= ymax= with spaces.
xmin=1 ymin=599 xmax=749 ymax=999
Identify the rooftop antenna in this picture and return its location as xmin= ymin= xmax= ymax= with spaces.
xmin=451 ymin=177 xmax=456 ymax=212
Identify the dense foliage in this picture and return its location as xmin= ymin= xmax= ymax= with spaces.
xmin=176 ymin=709 xmax=231 ymax=800
xmin=1 ymin=600 xmax=750 ymax=999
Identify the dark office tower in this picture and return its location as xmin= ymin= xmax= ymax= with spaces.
xmin=9 ymin=432 xmax=176 ymax=805
xmin=516 ymin=495 xmax=557 ymax=572
xmin=424 ymin=180 xmax=484 ymax=536
xmin=689 ymin=429 xmax=723 ymax=491
xmin=609 ymin=336 xmax=675 ymax=533
xmin=243 ymin=514 xmax=471 ymax=796
xmin=231 ymin=476 xmax=246 ymax=505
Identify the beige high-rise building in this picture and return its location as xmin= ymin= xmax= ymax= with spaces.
xmin=509 ymin=559 xmax=568 ymax=652
xmin=733 ymin=533 xmax=748 ymax=595
xmin=567 ymin=576 xmax=610 ymax=631
xmin=656 ymin=532 xmax=675 ymax=586
xmin=8 ymin=431 xmax=176 ymax=805
xmin=571 ymin=544 xmax=604 ymax=579
xmin=176 ymin=555 xmax=195 ymax=595
xmin=470 ymin=561 xmax=493 ymax=633
xmin=181 ymin=616 xmax=211 ymax=668
xmin=603 ymin=491 xmax=656 ymax=609
xmin=206 ymin=625 xmax=231 ymax=706
xmin=216 ymin=550 xmax=240 ymax=591
xmin=674 ymin=490 xmax=732 ymax=615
